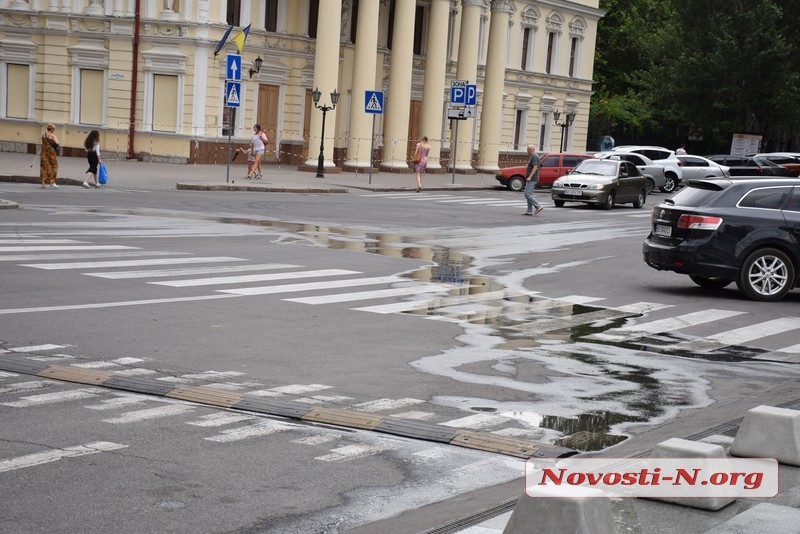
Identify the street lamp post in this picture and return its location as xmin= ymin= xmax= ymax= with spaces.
xmin=553 ymin=110 xmax=576 ymax=153
xmin=311 ymin=87 xmax=339 ymax=178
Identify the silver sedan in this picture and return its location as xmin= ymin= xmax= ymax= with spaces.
xmin=677 ymin=155 xmax=730 ymax=181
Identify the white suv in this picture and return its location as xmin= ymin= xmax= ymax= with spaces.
xmin=610 ymin=145 xmax=683 ymax=192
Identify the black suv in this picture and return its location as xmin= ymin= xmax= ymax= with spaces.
xmin=706 ymin=155 xmax=793 ymax=177
xmin=643 ymin=178 xmax=800 ymax=301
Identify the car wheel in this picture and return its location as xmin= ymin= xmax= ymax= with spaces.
xmin=690 ymin=275 xmax=733 ymax=289
xmin=554 ymin=199 xmax=565 ymax=207
xmin=659 ymin=174 xmax=677 ymax=193
xmin=644 ymin=178 xmax=655 ymax=195
xmin=736 ymin=248 xmax=795 ymax=301
xmin=632 ymin=189 xmax=646 ymax=209
xmin=508 ymin=176 xmax=525 ymax=192
xmin=602 ymin=191 xmax=615 ymax=210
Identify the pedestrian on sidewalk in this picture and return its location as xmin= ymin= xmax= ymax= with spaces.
xmin=250 ymin=124 xmax=268 ymax=180
xmin=522 ymin=144 xmax=543 ymax=216
xmin=83 ymin=129 xmax=101 ymax=188
xmin=39 ymin=123 xmax=60 ymax=189
xmin=412 ymin=136 xmax=430 ymax=192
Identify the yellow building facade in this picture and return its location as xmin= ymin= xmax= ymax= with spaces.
xmin=0 ymin=0 xmax=603 ymax=171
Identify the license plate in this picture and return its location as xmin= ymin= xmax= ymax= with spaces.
xmin=563 ymin=188 xmax=583 ymax=196
xmin=654 ymin=224 xmax=672 ymax=237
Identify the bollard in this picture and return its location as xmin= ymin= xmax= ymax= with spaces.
xmin=730 ymin=405 xmax=800 ymax=466
xmin=503 ymin=485 xmax=616 ymax=534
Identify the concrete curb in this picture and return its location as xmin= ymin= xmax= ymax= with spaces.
xmin=176 ymin=183 xmax=349 ymax=193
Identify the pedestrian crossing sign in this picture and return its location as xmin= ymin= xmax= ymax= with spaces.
xmin=226 ymin=81 xmax=241 ymax=108
xmin=364 ymin=90 xmax=384 ymax=115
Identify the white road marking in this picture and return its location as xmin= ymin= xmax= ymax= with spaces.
xmin=150 ymin=269 xmax=361 ymax=287
xmin=588 ymin=309 xmax=747 ymax=342
xmin=615 ymin=302 xmax=674 ymax=314
xmin=0 ymin=442 xmax=127 ymax=473
xmin=1 ymin=245 xmax=135 ymax=252
xmin=20 ymin=257 xmax=245 ymax=270
xmin=292 ymin=435 xmax=341 ymax=446
xmin=1 ymin=388 xmax=101 ymax=407
xmin=218 ymin=275 xmax=404 ymax=296
xmin=285 ymin=284 xmax=453 ymax=305
xmin=0 ymin=251 xmax=191 ymax=262
xmin=392 ymin=411 xmax=435 ymax=420
xmin=705 ymin=317 xmax=800 ymax=345
xmin=101 ymin=404 xmax=194 ymax=423
xmin=440 ymin=413 xmax=511 ymax=429
xmin=186 ymin=413 xmax=255 ymax=427
xmin=113 ymin=368 xmax=157 ymax=376
xmin=84 ymin=395 xmax=150 ymax=410
xmin=315 ymin=444 xmax=388 ymax=462
xmin=0 ymin=294 xmax=240 ymax=315
xmin=179 ymin=371 xmax=246 ymax=380
xmin=204 ymin=421 xmax=295 ymax=442
xmin=86 ymin=263 xmax=302 ymax=280
xmin=249 ymin=384 xmax=332 ymax=396
xmin=352 ymin=398 xmax=425 ymax=412
xmin=353 ymin=289 xmax=509 ymax=314
xmin=7 ymin=344 xmax=66 ymax=352
xmin=555 ymin=295 xmax=606 ymax=305
xmin=111 ymin=357 xmax=145 ymax=365
xmin=0 ymin=239 xmax=86 ymax=244
xmin=777 ymin=343 xmax=800 ymax=353
xmin=0 ymin=381 xmax=52 ymax=395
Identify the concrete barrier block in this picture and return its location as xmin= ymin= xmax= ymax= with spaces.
xmin=730 ymin=405 xmax=800 ymax=466
xmin=503 ymin=485 xmax=616 ymax=534
xmin=648 ymin=437 xmax=736 ymax=510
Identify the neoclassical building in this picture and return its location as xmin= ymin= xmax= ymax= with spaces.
xmin=0 ymin=0 xmax=604 ymax=173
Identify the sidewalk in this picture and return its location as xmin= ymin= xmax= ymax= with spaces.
xmin=0 ymin=151 xmax=499 ymax=194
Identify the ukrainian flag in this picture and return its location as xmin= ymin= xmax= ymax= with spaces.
xmin=232 ymin=24 xmax=251 ymax=54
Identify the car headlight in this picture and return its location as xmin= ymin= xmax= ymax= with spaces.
xmin=587 ymin=184 xmax=605 ymax=190
xmin=553 ymin=180 xmax=563 ymax=187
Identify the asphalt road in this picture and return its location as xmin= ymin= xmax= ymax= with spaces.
xmin=2 ymin=183 xmax=799 ymax=533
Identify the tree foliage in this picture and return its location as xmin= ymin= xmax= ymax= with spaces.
xmin=590 ymin=0 xmax=800 ymax=153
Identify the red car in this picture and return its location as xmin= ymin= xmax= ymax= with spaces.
xmin=495 ymin=152 xmax=593 ymax=191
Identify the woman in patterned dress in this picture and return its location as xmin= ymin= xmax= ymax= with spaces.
xmin=39 ymin=123 xmax=60 ymax=189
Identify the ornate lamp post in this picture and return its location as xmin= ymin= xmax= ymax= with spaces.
xmin=553 ymin=110 xmax=576 ymax=153
xmin=248 ymin=55 xmax=263 ymax=78
xmin=311 ymin=87 xmax=339 ymax=178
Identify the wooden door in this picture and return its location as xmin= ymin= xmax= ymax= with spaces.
xmin=257 ymin=84 xmax=280 ymax=161
xmin=407 ymin=100 xmax=422 ymax=159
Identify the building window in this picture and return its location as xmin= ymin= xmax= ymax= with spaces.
xmin=265 ymin=0 xmax=279 ymax=32
xmin=5 ymin=64 xmax=30 ymax=119
xmin=520 ymin=27 xmax=532 ymax=70
xmin=308 ymin=0 xmax=319 ymax=38
xmin=152 ymin=75 xmax=179 ymax=132
xmin=226 ymin=0 xmax=241 ymax=26
xmin=350 ymin=0 xmax=359 ymax=44
xmin=79 ymin=69 xmax=103 ymax=125
xmin=539 ymin=114 xmax=547 ymax=151
xmin=513 ymin=109 xmax=525 ymax=150
xmin=387 ymin=0 xmax=395 ymax=50
xmin=568 ymin=37 xmax=579 ymax=77
xmin=413 ymin=4 xmax=425 ymax=55
xmin=546 ymin=32 xmax=557 ymax=74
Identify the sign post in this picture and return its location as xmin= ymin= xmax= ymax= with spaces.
xmin=448 ymin=80 xmax=477 ymax=184
xmin=364 ymin=90 xmax=384 ymax=184
xmin=224 ymin=54 xmax=242 ymax=183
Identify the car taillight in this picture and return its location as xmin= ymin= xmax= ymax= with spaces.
xmin=677 ymin=214 xmax=722 ymax=230
xmin=676 ymin=160 xmax=682 ymax=166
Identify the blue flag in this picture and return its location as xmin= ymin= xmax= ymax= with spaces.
xmin=213 ymin=25 xmax=234 ymax=57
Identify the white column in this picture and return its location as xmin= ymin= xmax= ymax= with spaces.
xmin=451 ymin=0 xmax=482 ymax=171
xmin=305 ymin=0 xmax=342 ymax=168
xmin=380 ymin=0 xmax=417 ymax=171
xmin=113 ymin=0 xmax=124 ymax=16
xmin=477 ymin=0 xmax=513 ymax=172
xmin=343 ymin=0 xmax=380 ymax=169
xmin=419 ymin=0 xmax=450 ymax=171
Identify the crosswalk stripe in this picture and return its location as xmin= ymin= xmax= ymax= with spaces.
xmin=0 ymin=251 xmax=192 ymax=262
xmin=284 ymin=283 xmax=453 ymax=305
xmin=1 ymin=388 xmax=100 ymax=407
xmin=0 ymin=245 xmax=136 ymax=252
xmin=440 ymin=413 xmax=510 ymax=429
xmin=0 ymin=294 xmax=239 ymax=315
xmin=352 ymin=289 xmax=510 ymax=314
xmin=8 ymin=344 xmax=66 ymax=352
xmin=351 ymin=398 xmax=425 ymax=412
xmin=672 ymin=317 xmax=800 ymax=353
xmin=101 ymin=404 xmax=194 ymax=423
xmin=186 ymin=413 xmax=256 ymax=427
xmin=0 ymin=381 xmax=52 ymax=394
xmin=86 ymin=263 xmax=302 ymax=280
xmin=588 ymin=309 xmax=747 ymax=342
xmin=84 ymin=395 xmax=150 ymax=410
xmin=0 ymin=239 xmax=86 ymax=244
xmin=0 ymin=442 xmax=127 ymax=473
xmin=150 ymin=268 xmax=361 ymax=288
xmin=204 ymin=421 xmax=295 ymax=442
xmin=249 ymin=384 xmax=332 ymax=396
xmin=20 ymin=256 xmax=245 ymax=270
xmin=218 ymin=275 xmax=404 ymax=296
xmin=315 ymin=444 xmax=388 ymax=462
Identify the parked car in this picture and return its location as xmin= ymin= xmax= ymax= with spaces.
xmin=751 ymin=153 xmax=800 ymax=177
xmin=676 ymin=155 xmax=730 ymax=180
xmin=643 ymin=178 xmax=800 ymax=301
xmin=495 ymin=152 xmax=593 ymax=191
xmin=607 ymin=145 xmax=683 ymax=192
xmin=597 ymin=152 xmax=666 ymax=194
xmin=706 ymin=155 xmax=794 ymax=177
xmin=551 ymin=158 xmax=648 ymax=210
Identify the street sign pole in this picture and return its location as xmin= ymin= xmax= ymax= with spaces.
xmin=364 ymin=90 xmax=384 ymax=185
xmin=451 ymin=120 xmax=458 ymax=185
xmin=369 ymin=116 xmax=375 ymax=185
xmin=226 ymin=108 xmax=233 ymax=183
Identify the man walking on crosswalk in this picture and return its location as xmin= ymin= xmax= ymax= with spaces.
xmin=522 ymin=145 xmax=543 ymax=216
